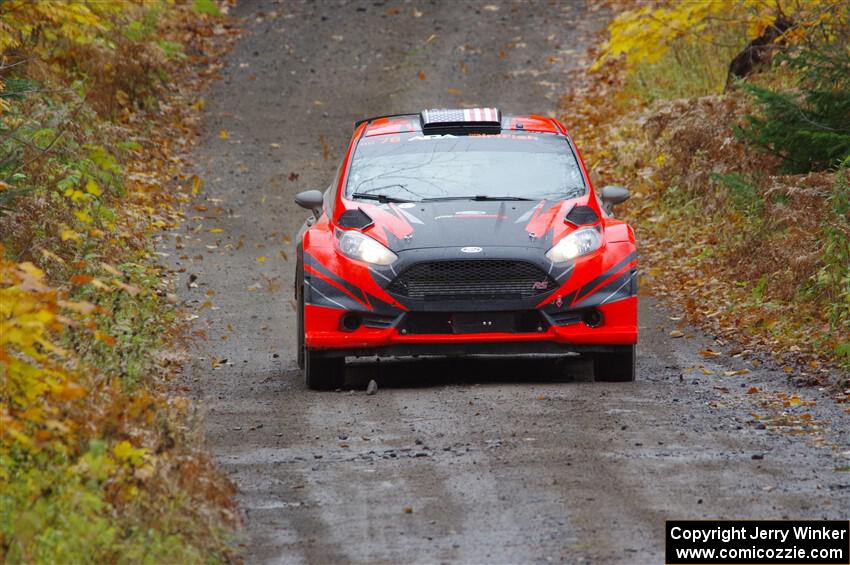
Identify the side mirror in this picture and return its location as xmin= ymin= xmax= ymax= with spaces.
xmin=295 ymin=190 xmax=324 ymax=220
xmin=600 ymin=185 xmax=630 ymax=215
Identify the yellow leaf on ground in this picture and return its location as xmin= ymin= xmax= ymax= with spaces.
xmin=218 ymin=129 xmax=229 ymax=140
xmin=669 ymin=330 xmax=684 ymax=338
xmin=256 ymin=256 xmax=267 ymax=263
xmin=85 ymin=179 xmax=102 ymax=196
xmin=74 ymin=210 xmax=93 ymax=224
xmin=114 ymin=440 xmax=146 ymax=466
xmin=61 ymin=228 xmax=81 ymax=241
xmin=40 ymin=249 xmax=66 ymax=264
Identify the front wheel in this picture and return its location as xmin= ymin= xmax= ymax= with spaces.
xmin=593 ymin=345 xmax=635 ymax=382
xmin=297 ymin=282 xmax=305 ymax=370
xmin=304 ymin=349 xmax=345 ymax=390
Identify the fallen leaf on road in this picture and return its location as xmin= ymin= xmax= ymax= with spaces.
xmin=747 ymin=387 xmax=760 ymax=394
xmin=320 ymin=135 xmax=329 ymax=161
xmin=403 ymin=506 xmax=413 ymax=514
xmin=669 ymin=330 xmax=684 ymax=338
xmin=288 ymin=172 xmax=299 ymax=182
xmin=723 ymin=369 xmax=750 ymax=376
xmin=256 ymin=256 xmax=267 ymax=263
xmin=418 ymin=70 xmax=426 ymax=81
xmin=218 ymin=129 xmax=229 ymax=140
xmin=699 ymin=349 xmax=722 ymax=358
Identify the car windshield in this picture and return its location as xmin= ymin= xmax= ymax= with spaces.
xmin=345 ymin=132 xmax=586 ymax=202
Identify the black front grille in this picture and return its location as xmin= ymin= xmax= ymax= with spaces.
xmin=387 ymin=260 xmax=556 ymax=301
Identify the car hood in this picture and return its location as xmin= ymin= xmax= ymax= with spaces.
xmin=344 ymin=198 xmax=593 ymax=252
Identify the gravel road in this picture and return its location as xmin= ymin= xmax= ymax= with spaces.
xmin=169 ymin=1 xmax=850 ymax=563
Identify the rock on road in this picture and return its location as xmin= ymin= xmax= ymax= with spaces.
xmin=171 ymin=1 xmax=850 ymax=563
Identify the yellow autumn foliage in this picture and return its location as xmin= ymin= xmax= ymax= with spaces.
xmin=0 ymin=1 xmax=124 ymax=54
xmin=1 ymin=1 xmax=237 ymax=560
xmin=596 ymin=0 xmax=850 ymax=71
xmin=0 ymin=254 xmax=84 ymax=454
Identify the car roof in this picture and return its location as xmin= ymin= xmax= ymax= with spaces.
xmin=360 ymin=112 xmax=566 ymax=137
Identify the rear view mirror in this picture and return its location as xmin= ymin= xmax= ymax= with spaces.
xmin=600 ymin=185 xmax=630 ymax=215
xmin=295 ymin=190 xmax=324 ymax=219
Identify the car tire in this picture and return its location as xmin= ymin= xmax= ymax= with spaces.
xmin=304 ymin=349 xmax=345 ymax=390
xmin=593 ymin=345 xmax=635 ymax=382
xmin=296 ymin=281 xmax=305 ymax=370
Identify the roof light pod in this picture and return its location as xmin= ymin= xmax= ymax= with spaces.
xmin=420 ymin=108 xmax=501 ymax=133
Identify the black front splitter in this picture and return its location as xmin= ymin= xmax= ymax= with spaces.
xmin=314 ymin=341 xmax=629 ymax=359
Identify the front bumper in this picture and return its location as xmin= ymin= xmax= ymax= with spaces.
xmin=304 ymin=296 xmax=637 ymax=358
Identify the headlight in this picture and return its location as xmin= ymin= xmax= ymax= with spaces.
xmin=336 ymin=230 xmax=398 ymax=265
xmin=545 ymin=227 xmax=602 ymax=263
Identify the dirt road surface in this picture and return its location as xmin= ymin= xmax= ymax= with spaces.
xmin=169 ymin=1 xmax=850 ymax=562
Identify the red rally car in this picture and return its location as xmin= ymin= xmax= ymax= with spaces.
xmin=294 ymin=108 xmax=636 ymax=389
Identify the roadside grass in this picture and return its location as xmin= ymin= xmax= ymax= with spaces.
xmin=1 ymin=2 xmax=240 ymax=561
xmin=624 ymin=29 xmax=746 ymax=105
xmin=561 ymin=25 xmax=850 ymax=384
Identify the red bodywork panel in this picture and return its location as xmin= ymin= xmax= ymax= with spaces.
xmin=300 ymin=114 xmax=637 ymax=353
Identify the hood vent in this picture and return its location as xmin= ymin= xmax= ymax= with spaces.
xmin=565 ymin=205 xmax=598 ymax=226
xmin=337 ymin=208 xmax=374 ymax=230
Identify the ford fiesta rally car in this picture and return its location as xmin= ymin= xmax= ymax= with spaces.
xmin=294 ymin=108 xmax=636 ymax=389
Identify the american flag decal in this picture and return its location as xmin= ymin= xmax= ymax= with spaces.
xmin=421 ymin=107 xmax=500 ymax=126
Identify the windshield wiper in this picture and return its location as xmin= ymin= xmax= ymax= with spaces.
xmin=350 ymin=192 xmax=416 ymax=204
xmin=422 ymin=195 xmax=535 ymax=202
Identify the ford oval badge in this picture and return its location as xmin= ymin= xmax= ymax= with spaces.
xmin=460 ymin=246 xmax=483 ymax=254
